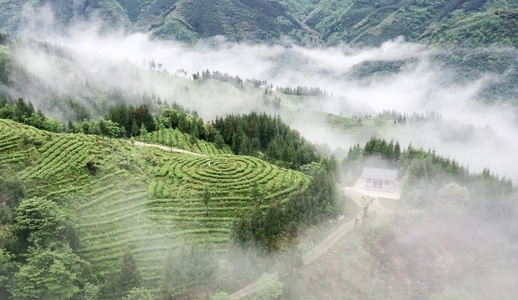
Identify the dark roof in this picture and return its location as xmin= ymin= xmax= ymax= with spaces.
xmin=360 ymin=167 xmax=398 ymax=181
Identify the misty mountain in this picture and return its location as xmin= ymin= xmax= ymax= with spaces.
xmin=1 ymin=1 xmax=518 ymax=299
xmin=306 ymin=0 xmax=518 ymax=46
xmin=0 ymin=0 xmax=316 ymax=43
xmin=0 ymin=0 xmax=517 ymax=46
xmin=1 ymin=31 xmax=517 ymax=181
xmin=424 ymin=10 xmax=518 ymax=47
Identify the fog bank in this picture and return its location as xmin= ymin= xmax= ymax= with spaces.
xmin=8 ymin=9 xmax=518 ymax=182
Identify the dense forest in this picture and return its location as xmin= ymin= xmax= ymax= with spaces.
xmin=212 ymin=113 xmax=319 ymax=168
xmin=1 ymin=0 xmax=516 ymax=46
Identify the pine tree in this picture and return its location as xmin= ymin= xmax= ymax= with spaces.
xmin=214 ymin=132 xmax=225 ymax=149
xmin=118 ymin=251 xmax=142 ymax=295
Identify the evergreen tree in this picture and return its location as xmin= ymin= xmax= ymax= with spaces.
xmin=139 ymin=124 xmax=147 ymax=142
xmin=9 ymin=244 xmax=82 ymax=300
xmin=0 ymin=176 xmax=25 ymax=209
xmin=131 ymin=119 xmax=139 ymax=137
xmin=214 ymin=132 xmax=225 ymax=149
xmin=117 ymin=251 xmax=142 ymax=296
xmin=13 ymin=98 xmax=34 ymax=122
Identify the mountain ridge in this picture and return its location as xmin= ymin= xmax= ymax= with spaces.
xmin=0 ymin=0 xmax=516 ymax=46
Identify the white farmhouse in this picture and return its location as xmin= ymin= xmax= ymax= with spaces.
xmin=359 ymin=167 xmax=398 ymax=191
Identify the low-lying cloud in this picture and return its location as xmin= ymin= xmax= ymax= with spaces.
xmin=3 ymin=5 xmax=517 ymax=299
xmin=6 ymin=6 xmax=518 ymax=183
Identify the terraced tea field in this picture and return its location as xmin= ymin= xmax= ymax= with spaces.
xmin=0 ymin=119 xmax=310 ymax=286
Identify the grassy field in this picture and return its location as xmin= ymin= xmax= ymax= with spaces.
xmin=0 ymin=118 xmax=310 ymax=287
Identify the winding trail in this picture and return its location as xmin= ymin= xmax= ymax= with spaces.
xmin=228 ymin=187 xmax=396 ymax=299
xmin=132 ymin=141 xmax=206 ymax=157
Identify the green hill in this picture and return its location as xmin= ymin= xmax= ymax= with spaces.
xmin=0 ymin=0 xmax=317 ymax=43
xmin=1 ymin=0 xmax=516 ymax=46
xmin=0 ymin=118 xmax=312 ymax=297
xmin=424 ymin=10 xmax=518 ymax=48
xmin=305 ymin=0 xmax=518 ymax=46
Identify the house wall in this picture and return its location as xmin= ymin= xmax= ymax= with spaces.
xmin=363 ymin=178 xmax=396 ymax=190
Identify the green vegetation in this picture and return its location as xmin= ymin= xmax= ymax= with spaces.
xmin=306 ymin=0 xmax=518 ymax=46
xmin=0 ymin=43 xmax=11 ymax=84
xmin=432 ymin=46 xmax=518 ymax=101
xmin=232 ymin=157 xmax=341 ymax=252
xmin=0 ymin=0 xmax=313 ymax=44
xmin=277 ymin=136 xmax=518 ymax=300
xmin=425 ymin=10 xmax=518 ymax=48
xmin=0 ymin=3 xmax=516 ymax=297
xmin=344 ymin=137 xmax=514 ymax=219
xmin=141 ymin=127 xmax=232 ymax=155
xmin=0 ymin=98 xmax=63 ymax=133
xmin=0 ymin=115 xmax=342 ymax=299
xmin=2 ymin=0 xmax=516 ymax=46
xmin=213 ymin=112 xmax=320 ymax=168
xmin=283 ymin=213 xmax=518 ymax=299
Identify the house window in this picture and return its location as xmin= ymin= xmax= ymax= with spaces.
xmin=367 ymin=179 xmax=371 ymax=183
xmin=385 ymin=181 xmax=390 ymax=185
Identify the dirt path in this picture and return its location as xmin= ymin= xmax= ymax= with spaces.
xmin=132 ymin=141 xmax=206 ymax=157
xmin=344 ymin=187 xmax=395 ymax=217
xmin=228 ymin=278 xmax=263 ymax=300
xmin=304 ymin=188 xmax=394 ymax=263
xmin=228 ymin=187 xmax=396 ymax=299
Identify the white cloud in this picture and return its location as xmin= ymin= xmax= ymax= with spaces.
xmin=8 ymin=8 xmax=518 ymax=182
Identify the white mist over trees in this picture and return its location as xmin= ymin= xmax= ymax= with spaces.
xmin=6 ymin=27 xmax=518 ymax=181
xmin=0 ymin=3 xmax=517 ymax=300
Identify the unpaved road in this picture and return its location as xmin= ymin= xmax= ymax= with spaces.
xmin=305 ymin=188 xmax=394 ymax=263
xmin=132 ymin=141 xmax=206 ymax=157
xmin=228 ymin=187 xmax=395 ymax=299
xmin=228 ymin=279 xmax=264 ymax=300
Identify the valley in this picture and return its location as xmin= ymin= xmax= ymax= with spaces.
xmin=0 ymin=1 xmax=517 ymax=299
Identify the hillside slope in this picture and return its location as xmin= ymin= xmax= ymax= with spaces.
xmin=306 ymin=0 xmax=518 ymax=46
xmin=424 ymin=10 xmax=518 ymax=47
xmin=0 ymin=0 xmax=316 ymax=43
xmin=0 ymin=118 xmax=310 ymax=296
xmin=1 ymin=0 xmax=517 ymax=46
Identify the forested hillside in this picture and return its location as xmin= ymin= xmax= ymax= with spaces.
xmin=3 ymin=112 xmax=513 ymax=299
xmin=424 ymin=10 xmax=518 ymax=47
xmin=0 ymin=49 xmax=341 ymax=298
xmin=0 ymin=0 xmax=516 ymax=46
xmin=0 ymin=0 xmax=316 ymax=43
xmin=0 ymin=110 xmax=342 ymax=299
xmin=306 ymin=0 xmax=518 ymax=46
xmin=344 ymin=137 xmax=514 ymax=219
